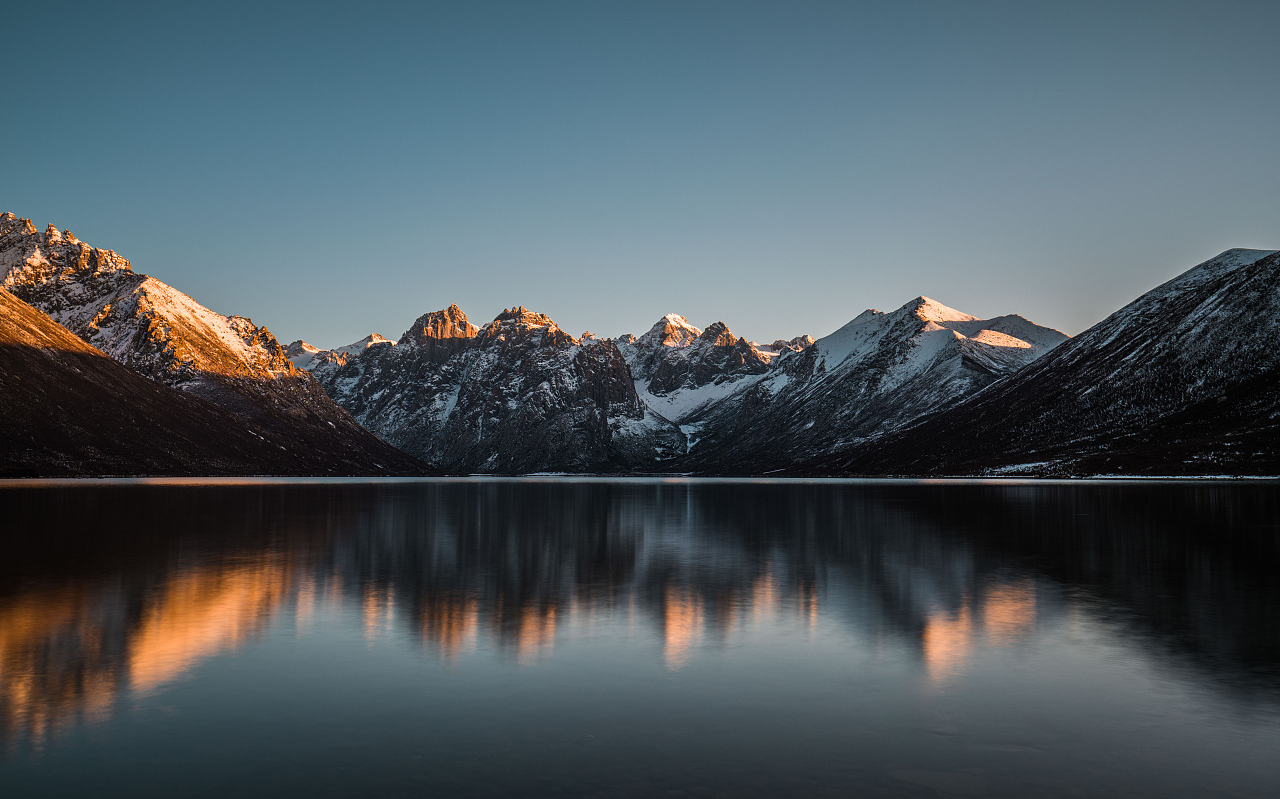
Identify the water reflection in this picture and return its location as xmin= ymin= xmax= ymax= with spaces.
xmin=921 ymin=579 xmax=1037 ymax=683
xmin=1 ymin=480 xmax=1278 ymax=759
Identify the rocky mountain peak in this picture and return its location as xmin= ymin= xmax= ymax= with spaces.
xmin=403 ymin=304 xmax=478 ymax=347
xmin=287 ymin=340 xmax=319 ymax=359
xmin=770 ymin=335 xmax=816 ymax=352
xmin=480 ymin=307 xmax=574 ymax=347
xmin=318 ymin=306 xmax=683 ymax=473
xmin=1 ymin=213 xmax=134 ymax=292
xmin=640 ymin=313 xmax=703 ymax=348
xmin=697 ymin=321 xmax=739 ymax=348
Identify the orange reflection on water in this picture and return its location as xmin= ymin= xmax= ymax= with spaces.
xmin=515 ymin=605 xmax=557 ymax=666
xmin=419 ymin=596 xmax=479 ymax=661
xmin=128 ymin=559 xmax=291 ymax=694
xmin=0 ymin=586 xmax=121 ymax=747
xmin=295 ymin=579 xmax=316 ymax=635
xmin=982 ymin=582 xmax=1036 ymax=645
xmin=922 ymin=604 xmax=974 ymax=683
xmin=361 ymin=586 xmax=395 ymax=641
xmin=922 ymin=580 xmax=1037 ymax=683
xmin=752 ymin=571 xmax=778 ymax=622
xmin=663 ymin=587 xmax=703 ymax=670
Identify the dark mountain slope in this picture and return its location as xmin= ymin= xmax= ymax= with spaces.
xmin=0 ymin=289 xmax=430 ymax=477
xmin=815 ymin=248 xmax=1280 ymax=476
xmin=0 ymin=212 xmax=420 ymax=469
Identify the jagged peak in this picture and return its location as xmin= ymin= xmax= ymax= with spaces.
xmin=402 ymin=304 xmax=479 ymax=346
xmin=697 ymin=321 xmax=738 ymax=348
xmin=0 ymin=212 xmax=134 ymax=283
xmin=479 ymin=306 xmax=575 ymax=347
xmin=638 ymin=313 xmax=702 ymax=348
xmin=769 ymin=335 xmax=816 ymax=352
xmin=493 ymin=306 xmax=557 ymax=326
xmin=0 ymin=212 xmax=38 ymax=237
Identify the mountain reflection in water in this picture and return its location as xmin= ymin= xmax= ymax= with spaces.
xmin=1 ymin=479 xmax=1278 ymax=797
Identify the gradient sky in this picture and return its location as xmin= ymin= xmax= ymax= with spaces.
xmin=5 ymin=1 xmax=1278 ymax=347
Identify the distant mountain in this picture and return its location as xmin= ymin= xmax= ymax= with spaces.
xmin=0 ymin=212 xmax=431 ymax=475
xmin=617 ymin=314 xmax=781 ymax=421
xmin=287 ymin=333 xmax=393 ymax=380
xmin=0 ymin=288 xmax=427 ymax=477
xmin=817 ymin=248 xmax=1280 ymax=476
xmin=675 ymin=296 xmax=1067 ymax=471
xmin=8 ymin=210 xmax=1270 ymax=477
xmin=319 ymin=305 xmax=684 ymax=473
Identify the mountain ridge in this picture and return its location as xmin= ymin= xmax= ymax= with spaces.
xmin=806 ymin=247 xmax=1280 ymax=476
xmin=3 ymin=210 xmax=1274 ymax=477
xmin=0 ymin=288 xmax=430 ymax=477
xmin=0 ymin=212 xmax=435 ymax=476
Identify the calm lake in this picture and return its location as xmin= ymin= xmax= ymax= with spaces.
xmin=1 ymin=478 xmax=1278 ymax=798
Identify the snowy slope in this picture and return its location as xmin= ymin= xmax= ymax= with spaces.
xmin=676 ymin=295 xmax=1068 ymax=469
xmin=824 ymin=248 xmax=1280 ymax=475
xmin=618 ymin=313 xmax=792 ymax=423
xmin=0 ymin=212 xmax=426 ymax=473
xmin=0 ymin=288 xmax=425 ymax=476
xmin=1 ymin=213 xmax=298 ymax=388
xmin=288 ymin=333 xmax=394 ymax=379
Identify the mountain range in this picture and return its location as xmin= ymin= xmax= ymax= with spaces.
xmin=1 ymin=211 xmax=1275 ymax=476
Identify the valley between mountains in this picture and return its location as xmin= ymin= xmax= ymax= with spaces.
xmin=2 ymin=211 xmax=1276 ymax=477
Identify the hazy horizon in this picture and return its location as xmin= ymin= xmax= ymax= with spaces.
xmin=6 ymin=1 xmax=1278 ymax=348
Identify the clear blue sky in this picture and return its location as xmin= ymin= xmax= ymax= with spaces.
xmin=5 ymin=1 xmax=1278 ymax=347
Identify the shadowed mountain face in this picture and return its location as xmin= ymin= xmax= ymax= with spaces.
xmin=320 ymin=306 xmax=685 ymax=473
xmin=0 ymin=213 xmax=424 ymax=473
xmin=2 ymin=480 xmax=1277 ymax=756
xmin=818 ymin=248 xmax=1280 ymax=476
xmin=0 ymin=289 xmax=428 ymax=476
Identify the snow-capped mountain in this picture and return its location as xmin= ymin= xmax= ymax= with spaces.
xmin=11 ymin=211 xmax=1268 ymax=477
xmin=821 ymin=248 xmax=1280 ymax=476
xmin=676 ymin=296 xmax=1068 ymax=470
xmin=319 ymin=305 xmax=685 ymax=473
xmin=0 ymin=288 xmax=425 ymax=476
xmin=617 ymin=314 xmax=782 ymax=421
xmin=759 ymin=335 xmax=816 ymax=356
xmin=0 ymin=212 xmax=428 ymax=474
xmin=287 ymin=333 xmax=393 ymax=379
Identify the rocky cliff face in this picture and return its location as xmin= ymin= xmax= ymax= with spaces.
xmin=0 ymin=212 xmax=428 ymax=474
xmin=320 ymin=305 xmax=684 ymax=473
xmin=821 ymin=248 xmax=1280 ymax=476
xmin=674 ymin=296 xmax=1068 ymax=471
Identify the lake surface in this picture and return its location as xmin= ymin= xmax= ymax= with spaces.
xmin=1 ymin=478 xmax=1278 ymax=798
